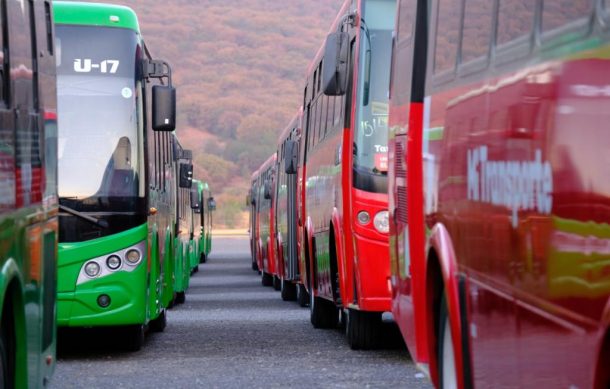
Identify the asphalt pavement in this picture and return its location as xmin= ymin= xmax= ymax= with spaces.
xmin=51 ymin=236 xmax=432 ymax=388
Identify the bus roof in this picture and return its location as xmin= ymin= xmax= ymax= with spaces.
xmin=53 ymin=1 xmax=140 ymax=32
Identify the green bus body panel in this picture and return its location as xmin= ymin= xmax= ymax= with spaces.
xmin=173 ymin=238 xmax=186 ymax=293
xmin=57 ymin=264 xmax=147 ymax=326
xmin=161 ymin=228 xmax=174 ymax=308
xmin=53 ymin=1 xmax=140 ymax=32
xmin=57 ymin=224 xmax=149 ymax=326
xmin=0 ymin=209 xmax=58 ymax=387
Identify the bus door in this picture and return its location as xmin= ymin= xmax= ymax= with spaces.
xmin=285 ymin=129 xmax=299 ymax=280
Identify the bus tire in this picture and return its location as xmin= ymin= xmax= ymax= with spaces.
xmin=193 ymin=265 xmax=199 ymax=274
xmin=345 ymin=308 xmax=381 ymax=350
xmin=0 ymin=308 xmax=14 ymax=389
xmin=438 ymin=293 xmax=458 ymax=389
xmin=296 ymin=283 xmax=309 ymax=307
xmin=309 ymin=282 xmax=338 ymax=329
xmin=149 ymin=309 xmax=167 ymax=333
xmin=273 ymin=276 xmax=281 ymax=291
xmin=200 ymin=252 xmax=207 ymax=264
xmin=280 ymin=280 xmax=297 ymax=301
xmin=251 ymin=261 xmax=259 ymax=271
xmin=175 ymin=292 xmax=186 ymax=304
xmin=124 ymin=325 xmax=145 ymax=352
xmin=261 ymin=272 xmax=273 ymax=287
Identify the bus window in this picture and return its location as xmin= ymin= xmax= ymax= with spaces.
xmin=461 ymin=0 xmax=492 ymax=63
xmin=326 ymin=96 xmax=335 ymax=135
xmin=397 ymin=0 xmax=415 ymax=43
xmin=541 ymin=0 xmax=592 ymax=33
xmin=433 ymin=0 xmax=459 ymax=74
xmin=497 ymin=0 xmax=535 ymax=46
xmin=318 ymin=96 xmax=327 ymax=140
xmin=0 ymin=2 xmax=6 ymax=106
xmin=393 ymin=0 xmax=416 ymax=105
xmin=334 ymin=94 xmax=342 ymax=127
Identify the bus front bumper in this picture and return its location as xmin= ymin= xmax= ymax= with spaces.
xmin=57 ymin=264 xmax=147 ymax=327
xmin=354 ymin=232 xmax=392 ymax=312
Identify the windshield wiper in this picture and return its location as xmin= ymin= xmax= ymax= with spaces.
xmin=59 ymin=205 xmax=109 ymax=228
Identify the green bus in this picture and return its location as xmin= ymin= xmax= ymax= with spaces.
xmin=0 ymin=1 xmax=58 ymax=386
xmin=171 ymin=138 xmax=193 ymax=304
xmin=190 ymin=180 xmax=214 ymax=267
xmin=54 ymin=1 xmax=178 ymax=351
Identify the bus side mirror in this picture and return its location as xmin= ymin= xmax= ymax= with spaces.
xmin=152 ymin=85 xmax=176 ymax=131
xmin=179 ymin=163 xmax=193 ymax=188
xmin=190 ymin=188 xmax=201 ymax=212
xmin=208 ymin=197 xmax=216 ymax=211
xmin=322 ymin=31 xmax=349 ymax=96
xmin=264 ymin=180 xmax=272 ymax=200
xmin=284 ymin=139 xmax=298 ymax=174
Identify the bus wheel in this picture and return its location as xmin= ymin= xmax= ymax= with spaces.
xmin=280 ymin=280 xmax=297 ymax=301
xmin=0 ymin=319 xmax=11 ymax=389
xmin=175 ymin=292 xmax=186 ymax=304
xmin=149 ymin=309 xmax=167 ymax=333
xmin=438 ymin=294 xmax=458 ymax=389
xmin=345 ymin=308 xmax=381 ymax=350
xmin=261 ymin=272 xmax=273 ymax=287
xmin=296 ymin=284 xmax=309 ymax=307
xmin=309 ymin=284 xmax=338 ymax=329
xmin=124 ymin=325 xmax=145 ymax=352
xmin=273 ymin=276 xmax=281 ymax=291
xmin=193 ymin=265 xmax=199 ymax=274
xmin=200 ymin=253 xmax=207 ymax=264
xmin=251 ymin=260 xmax=259 ymax=271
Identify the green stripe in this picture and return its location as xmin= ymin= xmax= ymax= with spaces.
xmin=53 ymin=1 xmax=140 ymax=32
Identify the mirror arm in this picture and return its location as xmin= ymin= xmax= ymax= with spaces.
xmin=143 ymin=59 xmax=173 ymax=86
xmin=338 ymin=10 xmax=358 ymax=32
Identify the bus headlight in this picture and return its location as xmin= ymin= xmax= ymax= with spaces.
xmin=125 ymin=249 xmax=141 ymax=265
xmin=373 ymin=211 xmax=389 ymax=234
xmin=357 ymin=211 xmax=370 ymax=225
xmin=106 ymin=255 xmax=121 ymax=270
xmin=84 ymin=261 xmax=101 ymax=277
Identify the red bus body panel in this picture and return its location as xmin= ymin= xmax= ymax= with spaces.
xmin=300 ymin=0 xmax=392 ymax=314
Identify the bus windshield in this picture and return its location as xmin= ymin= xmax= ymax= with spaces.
xmin=353 ymin=0 xmax=395 ymax=191
xmin=56 ymin=25 xmax=143 ymax=205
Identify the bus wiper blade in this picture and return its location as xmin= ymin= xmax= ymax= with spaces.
xmin=59 ymin=205 xmax=109 ymax=228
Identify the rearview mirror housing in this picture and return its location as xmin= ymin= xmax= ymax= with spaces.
xmin=207 ymin=197 xmax=216 ymax=211
xmin=190 ymin=188 xmax=201 ymax=212
xmin=179 ymin=163 xmax=193 ymax=188
xmin=284 ymin=140 xmax=298 ymax=174
xmin=263 ymin=180 xmax=272 ymax=200
xmin=322 ymin=32 xmax=349 ymax=96
xmin=152 ymin=85 xmax=176 ymax=131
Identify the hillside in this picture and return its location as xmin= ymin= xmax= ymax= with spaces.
xmin=85 ymin=0 xmax=343 ymax=227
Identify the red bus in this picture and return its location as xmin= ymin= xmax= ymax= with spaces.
xmin=253 ymin=154 xmax=278 ymax=288
xmin=300 ymin=0 xmax=396 ymax=349
xmin=389 ymin=0 xmax=610 ymax=388
xmin=248 ymin=169 xmax=260 ymax=272
xmin=274 ymin=111 xmax=303 ymax=301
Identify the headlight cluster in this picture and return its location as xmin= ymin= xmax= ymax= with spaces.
xmin=356 ymin=210 xmax=389 ymax=234
xmin=373 ymin=211 xmax=390 ymax=234
xmin=78 ymin=241 xmax=145 ymax=284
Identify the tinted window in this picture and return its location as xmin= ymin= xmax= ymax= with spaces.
xmin=497 ymin=0 xmax=535 ymax=45
xmin=542 ymin=0 xmax=592 ymax=33
xmin=461 ymin=0 xmax=492 ymax=63
xmin=354 ymin=0 xmax=394 ymax=182
xmin=434 ymin=0 xmax=460 ymax=73
xmin=57 ymin=25 xmax=141 ymax=200
xmin=397 ymin=0 xmax=416 ymax=44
